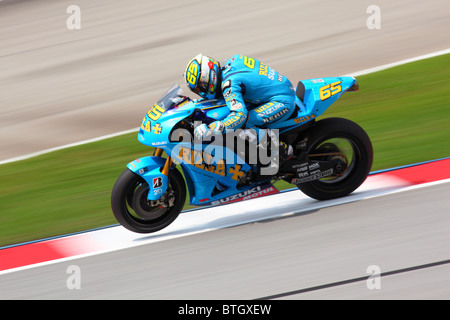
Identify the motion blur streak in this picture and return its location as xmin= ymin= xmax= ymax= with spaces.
xmin=1 ymin=0 xmax=449 ymax=161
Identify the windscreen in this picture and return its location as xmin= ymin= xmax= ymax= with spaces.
xmin=155 ymin=84 xmax=186 ymax=110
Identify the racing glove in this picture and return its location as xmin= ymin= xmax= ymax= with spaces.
xmin=194 ymin=124 xmax=211 ymax=140
xmin=194 ymin=121 xmax=225 ymax=140
xmin=209 ymin=121 xmax=225 ymax=135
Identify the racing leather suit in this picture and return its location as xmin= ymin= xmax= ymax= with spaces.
xmin=219 ymin=54 xmax=296 ymax=132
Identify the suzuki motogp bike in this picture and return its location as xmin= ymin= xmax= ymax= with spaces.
xmin=111 ymin=76 xmax=373 ymax=233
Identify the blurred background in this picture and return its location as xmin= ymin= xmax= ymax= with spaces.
xmin=1 ymin=0 xmax=449 ymax=161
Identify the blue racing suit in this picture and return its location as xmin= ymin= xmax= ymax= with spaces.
xmin=220 ymin=55 xmax=296 ymax=131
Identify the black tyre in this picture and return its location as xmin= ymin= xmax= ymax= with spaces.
xmin=111 ymin=167 xmax=186 ymax=233
xmin=296 ymin=117 xmax=373 ymax=200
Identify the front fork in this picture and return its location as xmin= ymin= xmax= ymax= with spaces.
xmin=127 ymin=148 xmax=173 ymax=201
xmin=154 ymin=148 xmax=173 ymax=176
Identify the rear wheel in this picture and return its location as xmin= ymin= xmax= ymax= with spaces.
xmin=111 ymin=167 xmax=186 ymax=233
xmin=296 ymin=117 xmax=373 ymax=200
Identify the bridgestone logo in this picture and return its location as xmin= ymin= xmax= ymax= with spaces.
xmin=211 ymin=185 xmax=278 ymax=206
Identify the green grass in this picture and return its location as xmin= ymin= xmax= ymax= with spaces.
xmin=0 ymin=54 xmax=449 ymax=247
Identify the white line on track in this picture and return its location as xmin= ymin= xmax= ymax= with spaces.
xmin=0 ymin=48 xmax=449 ymax=166
xmin=343 ymin=48 xmax=450 ymax=77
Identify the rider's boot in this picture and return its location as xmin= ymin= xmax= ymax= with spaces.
xmin=279 ymin=141 xmax=293 ymax=163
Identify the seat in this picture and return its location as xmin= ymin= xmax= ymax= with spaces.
xmin=295 ymin=81 xmax=305 ymax=102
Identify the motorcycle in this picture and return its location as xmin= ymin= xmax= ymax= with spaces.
xmin=111 ymin=76 xmax=373 ymax=233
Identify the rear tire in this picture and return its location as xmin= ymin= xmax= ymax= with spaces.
xmin=111 ymin=167 xmax=186 ymax=233
xmin=296 ymin=117 xmax=373 ymax=200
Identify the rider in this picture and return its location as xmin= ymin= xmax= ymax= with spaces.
xmin=184 ymin=53 xmax=295 ymax=166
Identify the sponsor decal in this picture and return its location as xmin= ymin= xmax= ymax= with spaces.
xmin=138 ymin=167 xmax=148 ymax=175
xmin=153 ymin=177 xmax=163 ymax=188
xmin=262 ymin=108 xmax=289 ymax=123
xmin=176 ymin=146 xmax=226 ymax=177
xmin=151 ymin=141 xmax=168 ymax=146
xmin=222 ymin=111 xmax=245 ymax=128
xmin=254 ymin=102 xmax=275 ymax=113
xmin=152 ymin=123 xmax=162 ymax=134
xmin=259 ymin=63 xmax=268 ymax=76
xmin=268 ymin=68 xmax=275 ymax=81
xmin=223 ymin=80 xmax=233 ymax=98
xmin=255 ymin=102 xmax=284 ymax=115
xmin=291 ymin=168 xmax=334 ymax=184
xmin=293 ymin=114 xmax=315 ymax=124
xmin=230 ymin=101 xmax=243 ymax=111
xmin=211 ymin=184 xmax=279 ymax=206
xmin=141 ymin=118 xmax=151 ymax=132
xmin=222 ymin=80 xmax=232 ymax=91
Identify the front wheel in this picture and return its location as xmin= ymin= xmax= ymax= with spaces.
xmin=111 ymin=167 xmax=186 ymax=233
xmin=296 ymin=117 xmax=373 ymax=200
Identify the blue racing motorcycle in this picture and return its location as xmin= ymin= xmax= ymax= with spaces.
xmin=111 ymin=76 xmax=373 ymax=233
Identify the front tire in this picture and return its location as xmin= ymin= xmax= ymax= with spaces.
xmin=111 ymin=167 xmax=186 ymax=233
xmin=296 ymin=117 xmax=373 ymax=200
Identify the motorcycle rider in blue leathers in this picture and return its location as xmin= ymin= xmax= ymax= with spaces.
xmin=184 ymin=54 xmax=295 ymax=167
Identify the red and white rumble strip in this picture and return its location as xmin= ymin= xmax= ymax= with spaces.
xmin=1 ymin=158 xmax=449 ymax=274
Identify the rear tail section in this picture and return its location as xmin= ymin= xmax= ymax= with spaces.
xmin=271 ymin=76 xmax=358 ymax=131
xmin=296 ymin=76 xmax=358 ymax=117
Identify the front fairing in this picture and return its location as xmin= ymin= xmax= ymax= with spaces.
xmin=138 ymin=84 xmax=194 ymax=147
xmin=138 ymin=85 xmax=230 ymax=147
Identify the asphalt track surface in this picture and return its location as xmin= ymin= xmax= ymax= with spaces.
xmin=1 ymin=0 xmax=449 ymax=161
xmin=0 ymin=181 xmax=449 ymax=299
xmin=1 ymin=0 xmax=449 ymax=301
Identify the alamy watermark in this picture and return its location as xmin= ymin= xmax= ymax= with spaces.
xmin=66 ymin=265 xmax=81 ymax=290
xmin=366 ymin=265 xmax=381 ymax=290
xmin=169 ymin=126 xmax=280 ymax=176
xmin=66 ymin=5 xmax=81 ymax=30
xmin=366 ymin=5 xmax=381 ymax=30
xmin=66 ymin=5 xmax=381 ymax=31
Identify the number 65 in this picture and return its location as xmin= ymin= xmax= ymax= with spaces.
xmin=319 ymin=81 xmax=342 ymax=100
